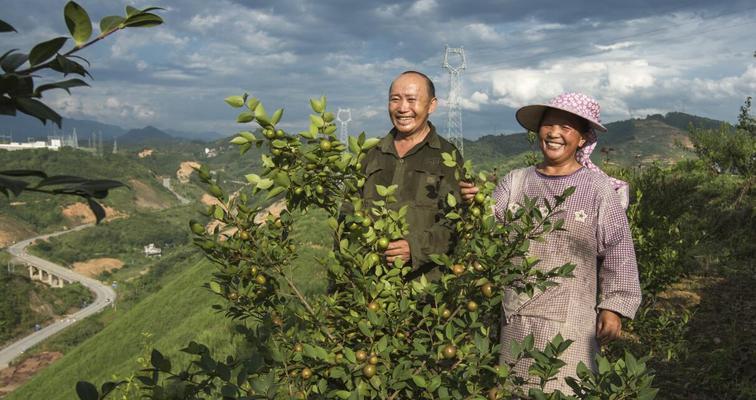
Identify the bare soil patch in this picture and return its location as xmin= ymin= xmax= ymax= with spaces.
xmin=129 ymin=179 xmax=168 ymax=209
xmin=72 ymin=258 xmax=125 ymax=278
xmin=0 ymin=351 xmax=63 ymax=396
xmin=177 ymin=161 xmax=201 ymax=183
xmin=0 ymin=215 xmax=35 ymax=247
xmin=137 ymin=148 xmax=154 ymax=158
xmin=61 ymin=202 xmax=122 ymax=225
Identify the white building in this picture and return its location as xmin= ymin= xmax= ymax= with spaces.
xmin=143 ymin=243 xmax=162 ymax=256
xmin=0 ymin=138 xmax=62 ymax=151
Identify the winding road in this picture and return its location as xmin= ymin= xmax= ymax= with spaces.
xmin=0 ymin=224 xmax=116 ymax=369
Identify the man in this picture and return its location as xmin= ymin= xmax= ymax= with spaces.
xmin=359 ymin=71 xmax=462 ymax=279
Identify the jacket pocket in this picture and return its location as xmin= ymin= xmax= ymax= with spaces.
xmin=412 ymin=168 xmax=442 ymax=207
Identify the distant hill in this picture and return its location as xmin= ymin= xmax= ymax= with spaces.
xmin=117 ymin=126 xmax=179 ymax=147
xmin=0 ymin=114 xmax=221 ymax=142
xmin=0 ymin=114 xmax=126 ymax=141
xmin=463 ymin=111 xmax=718 ymax=172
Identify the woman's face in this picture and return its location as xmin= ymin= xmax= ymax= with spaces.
xmin=538 ymin=108 xmax=588 ymax=167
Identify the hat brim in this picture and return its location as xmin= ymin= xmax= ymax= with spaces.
xmin=515 ymin=104 xmax=607 ymax=133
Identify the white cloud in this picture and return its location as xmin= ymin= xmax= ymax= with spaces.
xmin=466 ymin=23 xmax=503 ymax=42
xmin=489 ymin=59 xmax=661 ymax=113
xmin=408 ymin=0 xmax=437 ymax=16
xmin=594 ymin=41 xmax=637 ymax=51
xmin=460 ymin=91 xmax=489 ymax=111
xmin=189 ymin=14 xmax=223 ymax=32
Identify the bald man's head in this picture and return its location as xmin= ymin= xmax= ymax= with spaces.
xmin=390 ymin=71 xmax=435 ymax=99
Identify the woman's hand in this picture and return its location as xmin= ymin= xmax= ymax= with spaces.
xmin=459 ymin=181 xmax=479 ymax=203
xmin=596 ymin=309 xmax=622 ymax=344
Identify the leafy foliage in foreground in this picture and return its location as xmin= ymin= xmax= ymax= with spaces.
xmin=77 ymin=95 xmax=655 ymax=399
xmin=0 ymin=1 xmax=163 ymax=127
xmin=0 ymin=169 xmax=124 ymax=223
xmin=1 ymin=2 xmax=165 ymax=222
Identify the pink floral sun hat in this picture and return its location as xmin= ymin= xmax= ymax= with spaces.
xmin=515 ymin=92 xmax=630 ymax=209
xmin=515 ymin=92 xmax=607 ymax=133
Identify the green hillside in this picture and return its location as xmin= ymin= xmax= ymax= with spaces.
xmin=0 ymin=148 xmax=179 ymax=237
xmin=461 ymin=111 xmax=712 ymax=174
xmin=4 ymin=206 xmax=331 ymax=400
xmin=0 ymin=269 xmax=92 ymax=346
xmin=4 ymin=256 xmax=245 ymax=400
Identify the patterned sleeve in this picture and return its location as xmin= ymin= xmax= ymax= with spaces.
xmin=492 ymin=171 xmax=513 ymax=223
xmin=596 ymin=184 xmax=642 ymax=319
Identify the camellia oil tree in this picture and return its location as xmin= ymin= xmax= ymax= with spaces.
xmin=0 ymin=2 xmax=164 ymax=221
xmin=78 ymin=95 xmax=657 ymax=399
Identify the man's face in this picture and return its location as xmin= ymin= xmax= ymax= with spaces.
xmin=388 ymin=73 xmax=437 ymax=136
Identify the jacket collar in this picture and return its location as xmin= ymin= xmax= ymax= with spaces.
xmin=379 ymin=121 xmax=441 ymax=155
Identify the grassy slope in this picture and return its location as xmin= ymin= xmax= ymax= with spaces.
xmin=5 ymin=256 xmax=243 ymax=400
xmin=0 ymin=148 xmax=178 ymax=234
xmin=0 ymin=270 xmax=92 ymax=346
xmin=6 ymin=208 xmax=331 ymax=400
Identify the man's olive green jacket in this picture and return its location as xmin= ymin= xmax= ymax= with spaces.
xmin=360 ymin=121 xmax=462 ymax=278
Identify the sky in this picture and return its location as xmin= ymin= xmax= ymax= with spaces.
xmin=2 ymin=0 xmax=755 ymax=140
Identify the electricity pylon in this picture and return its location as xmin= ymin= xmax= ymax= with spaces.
xmin=442 ymin=45 xmax=466 ymax=156
xmin=336 ymin=108 xmax=352 ymax=145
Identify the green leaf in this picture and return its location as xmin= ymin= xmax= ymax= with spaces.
xmin=271 ymin=108 xmax=283 ymax=125
xmin=446 ymin=192 xmax=457 ymax=207
xmin=75 ymin=381 xmax=99 ymax=400
xmin=265 ymin=186 xmax=285 ymax=200
xmin=244 ymin=173 xmax=260 ymax=184
xmin=310 ymin=114 xmax=325 ymax=128
xmin=209 ymin=281 xmax=222 ymax=294
xmin=99 ymin=15 xmax=125 ymax=33
xmin=246 ymin=97 xmax=259 ymax=111
xmin=126 ymin=5 xmax=139 ymax=16
xmin=28 ymin=37 xmax=68 ymax=66
xmin=49 ymin=54 xmax=90 ymax=77
xmin=362 ymin=137 xmax=380 ymax=150
xmin=123 ymin=12 xmax=163 ymax=28
xmin=236 ymin=111 xmax=254 ymax=123
xmin=224 ymin=95 xmax=245 ymax=108
xmin=1 ymin=52 xmax=28 ymax=72
xmin=0 ymin=19 xmax=17 ymax=33
xmin=376 ymin=185 xmax=388 ymax=197
xmin=411 ymin=375 xmax=427 ymax=388
xmin=302 ymin=344 xmax=329 ymax=361
xmin=64 ymin=1 xmax=93 ymax=46
xmin=230 ymin=136 xmax=248 ymax=145
xmin=33 ymin=78 xmax=89 ymax=97
xmin=150 ymin=349 xmax=171 ymax=372
xmin=256 ymin=178 xmax=274 ymax=190
xmin=310 ymin=98 xmax=324 ymax=113
xmin=239 ymin=131 xmax=256 ymax=141
xmin=14 ymin=97 xmax=62 ymax=127
xmin=86 ymin=198 xmax=106 ymax=223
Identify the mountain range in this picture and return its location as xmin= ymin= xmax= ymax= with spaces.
xmin=0 ymin=114 xmax=223 ymax=142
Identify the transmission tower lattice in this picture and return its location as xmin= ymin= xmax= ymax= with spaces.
xmin=442 ymin=45 xmax=466 ymax=156
xmin=336 ymin=108 xmax=352 ymax=145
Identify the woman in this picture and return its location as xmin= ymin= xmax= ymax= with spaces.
xmin=463 ymin=92 xmax=641 ymax=393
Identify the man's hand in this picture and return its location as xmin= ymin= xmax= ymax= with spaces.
xmin=459 ymin=181 xmax=479 ymax=203
xmin=596 ymin=309 xmax=622 ymax=345
xmin=385 ymin=239 xmax=411 ymax=264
